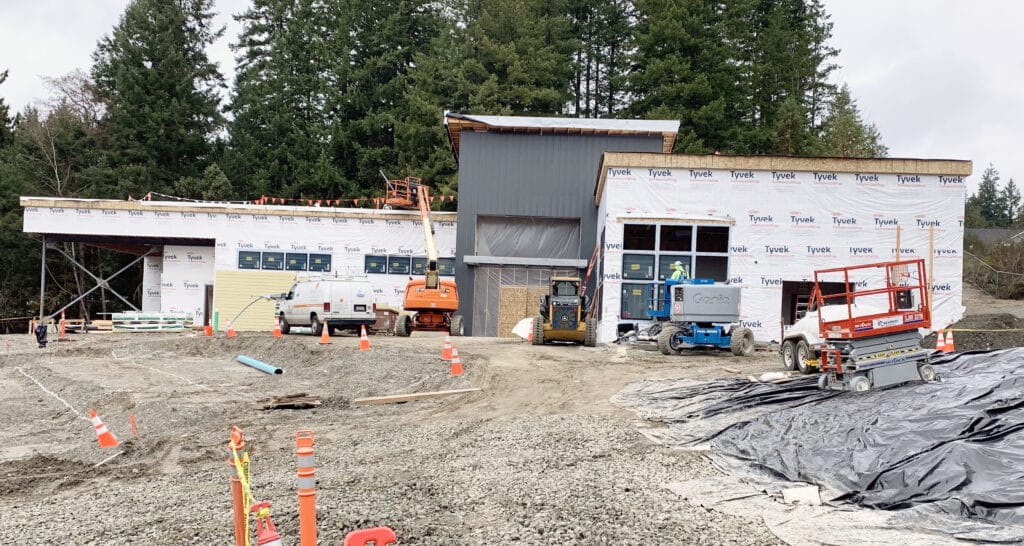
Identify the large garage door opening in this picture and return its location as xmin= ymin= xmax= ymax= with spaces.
xmin=472 ymin=266 xmax=579 ymax=337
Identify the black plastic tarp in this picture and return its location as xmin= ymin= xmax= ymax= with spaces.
xmin=614 ymin=349 xmax=1024 ymax=541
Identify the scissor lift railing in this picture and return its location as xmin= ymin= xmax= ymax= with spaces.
xmin=812 ymin=259 xmax=931 ymax=341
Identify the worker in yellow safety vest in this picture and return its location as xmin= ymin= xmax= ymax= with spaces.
xmin=670 ymin=260 xmax=689 ymax=281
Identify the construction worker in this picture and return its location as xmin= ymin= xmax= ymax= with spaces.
xmin=669 ymin=260 xmax=688 ymax=281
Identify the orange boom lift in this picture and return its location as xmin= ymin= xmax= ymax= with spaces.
xmin=384 ymin=176 xmax=464 ymax=337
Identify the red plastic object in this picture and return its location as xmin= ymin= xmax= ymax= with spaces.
xmin=343 ymin=527 xmax=397 ymax=546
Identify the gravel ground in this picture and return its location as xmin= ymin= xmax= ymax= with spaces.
xmin=0 ymin=330 xmax=782 ymax=545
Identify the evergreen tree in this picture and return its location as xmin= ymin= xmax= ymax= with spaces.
xmin=999 ymin=178 xmax=1021 ymax=228
xmin=628 ymin=0 xmax=741 ymax=152
xmin=226 ymin=0 xmax=352 ymax=200
xmin=91 ymin=0 xmax=225 ymax=197
xmin=568 ymin=0 xmax=634 ymax=117
xmin=459 ymin=0 xmax=576 ymax=114
xmin=968 ymin=165 xmax=1003 ymax=228
xmin=0 ymin=69 xmax=12 ymax=149
xmin=729 ymin=0 xmax=837 ymax=154
xmin=337 ymin=0 xmax=447 ymax=194
xmin=818 ymin=84 xmax=887 ymax=157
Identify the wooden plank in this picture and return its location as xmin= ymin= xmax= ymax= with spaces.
xmin=354 ymin=387 xmax=482 ymax=407
xmin=720 ymin=366 xmax=742 ymax=374
xmin=258 ymin=393 xmax=322 ymax=410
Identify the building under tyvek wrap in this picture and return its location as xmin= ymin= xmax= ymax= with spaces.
xmin=21 ymin=198 xmax=456 ymax=331
xmin=593 ymin=154 xmax=972 ymax=344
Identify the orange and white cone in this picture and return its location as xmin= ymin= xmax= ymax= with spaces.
xmin=89 ymin=409 xmax=119 ymax=448
xmin=450 ymin=346 xmax=463 ymax=377
xmin=319 ymin=321 xmax=332 ymax=345
xmin=441 ymin=335 xmax=452 ymax=360
xmin=273 ymin=316 xmax=283 ymax=338
xmin=359 ymin=325 xmax=371 ymax=351
xmin=226 ymin=320 xmax=237 ymax=338
xmin=944 ymin=331 xmax=955 ymax=352
xmin=935 ymin=329 xmax=946 ymax=351
xmin=204 ymin=319 xmax=213 ymax=337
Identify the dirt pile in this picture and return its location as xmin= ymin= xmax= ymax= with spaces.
xmin=923 ymin=313 xmax=1024 ymax=352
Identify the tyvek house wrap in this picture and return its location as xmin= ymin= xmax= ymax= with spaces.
xmin=597 ymin=168 xmax=965 ymax=343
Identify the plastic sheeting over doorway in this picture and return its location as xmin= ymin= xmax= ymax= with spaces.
xmin=613 ymin=349 xmax=1024 ymax=542
xmin=472 ymin=266 xmax=579 ymax=337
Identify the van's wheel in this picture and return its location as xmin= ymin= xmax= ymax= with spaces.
xmin=658 ymin=325 xmax=681 ymax=355
xmin=395 ymin=314 xmax=412 ymax=337
xmin=795 ymin=340 xmax=815 ymax=374
xmin=279 ymin=315 xmax=291 ymax=335
xmin=532 ymin=316 xmax=544 ymax=345
xmin=781 ymin=340 xmax=797 ymax=371
xmin=450 ymin=315 xmax=464 ymax=337
xmin=583 ymin=320 xmax=596 ymax=347
xmin=310 ymin=316 xmax=322 ymax=336
xmin=730 ymin=327 xmax=754 ymax=356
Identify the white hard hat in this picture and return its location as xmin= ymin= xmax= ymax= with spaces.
xmin=672 ymin=261 xmax=683 ymax=266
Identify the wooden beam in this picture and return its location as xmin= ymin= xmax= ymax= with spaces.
xmin=353 ymin=387 xmax=482 ymax=406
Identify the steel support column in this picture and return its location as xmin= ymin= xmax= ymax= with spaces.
xmin=38 ymin=235 xmax=46 ymax=322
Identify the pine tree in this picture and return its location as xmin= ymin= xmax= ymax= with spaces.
xmin=729 ymin=0 xmax=838 ymax=154
xmin=568 ymin=0 xmax=634 ymax=117
xmin=0 ymin=69 xmax=13 ymax=149
xmin=628 ymin=0 xmax=741 ymax=152
xmin=970 ymin=164 xmax=1003 ymax=227
xmin=999 ymin=178 xmax=1020 ymax=228
xmin=818 ymin=84 xmax=887 ymax=157
xmin=226 ymin=0 xmax=353 ymax=200
xmin=91 ymin=0 xmax=225 ymax=197
xmin=459 ymin=0 xmax=576 ymax=114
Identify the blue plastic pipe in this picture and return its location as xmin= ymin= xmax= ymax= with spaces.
xmin=236 ymin=354 xmax=284 ymax=375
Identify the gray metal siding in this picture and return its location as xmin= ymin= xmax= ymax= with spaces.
xmin=455 ymin=132 xmax=664 ymax=335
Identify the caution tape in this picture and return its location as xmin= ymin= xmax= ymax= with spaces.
xmin=231 ymin=444 xmax=255 ymax=546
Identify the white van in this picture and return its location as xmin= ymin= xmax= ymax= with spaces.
xmin=277 ymin=275 xmax=376 ymax=336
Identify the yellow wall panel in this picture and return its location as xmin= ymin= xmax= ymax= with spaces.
xmin=213 ymin=270 xmax=296 ymax=331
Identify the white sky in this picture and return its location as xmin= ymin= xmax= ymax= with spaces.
xmin=1 ymin=0 xmax=1019 ymax=193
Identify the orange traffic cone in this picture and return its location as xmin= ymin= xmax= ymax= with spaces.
xmin=935 ymin=330 xmax=946 ymax=351
xmin=944 ymin=330 xmax=955 ymax=352
xmin=59 ymin=310 xmax=67 ymax=340
xmin=359 ymin=325 xmax=371 ymax=351
xmin=273 ymin=316 xmax=283 ymax=338
xmin=226 ymin=320 xmax=237 ymax=338
xmin=450 ymin=346 xmax=463 ymax=376
xmin=441 ymin=334 xmax=453 ymax=360
xmin=204 ymin=319 xmax=213 ymax=337
xmin=319 ymin=321 xmax=332 ymax=345
xmin=89 ymin=409 xmax=119 ymax=448
xmin=249 ymin=501 xmax=283 ymax=546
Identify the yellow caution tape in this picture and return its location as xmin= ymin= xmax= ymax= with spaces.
xmin=231 ymin=446 xmax=254 ymax=546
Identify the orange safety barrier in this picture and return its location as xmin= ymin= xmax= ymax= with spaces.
xmin=344 ymin=527 xmax=397 ymax=546
xmin=450 ymin=346 xmax=463 ymax=377
xmin=296 ymin=430 xmax=317 ymax=546
xmin=441 ymin=334 xmax=452 ymax=360
xmin=359 ymin=325 xmax=371 ymax=351
xmin=228 ymin=426 xmax=247 ymax=546
xmin=89 ymin=409 xmax=119 ymax=448
xmin=273 ymin=317 xmax=283 ymax=338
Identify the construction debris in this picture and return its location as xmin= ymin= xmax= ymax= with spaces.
xmin=353 ymin=387 xmax=481 ymax=407
xmin=258 ymin=393 xmax=322 ymax=410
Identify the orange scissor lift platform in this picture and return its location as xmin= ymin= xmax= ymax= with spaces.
xmin=811 ymin=259 xmax=937 ymax=392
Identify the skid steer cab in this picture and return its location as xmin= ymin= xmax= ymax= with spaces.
xmin=648 ymin=278 xmax=754 ymax=356
xmin=533 ymin=277 xmax=596 ymax=347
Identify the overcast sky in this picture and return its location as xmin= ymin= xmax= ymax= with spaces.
xmin=1 ymin=0 xmax=1019 ymax=193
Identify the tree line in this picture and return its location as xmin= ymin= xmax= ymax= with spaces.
xmin=0 ymin=0 xmax=886 ymax=325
